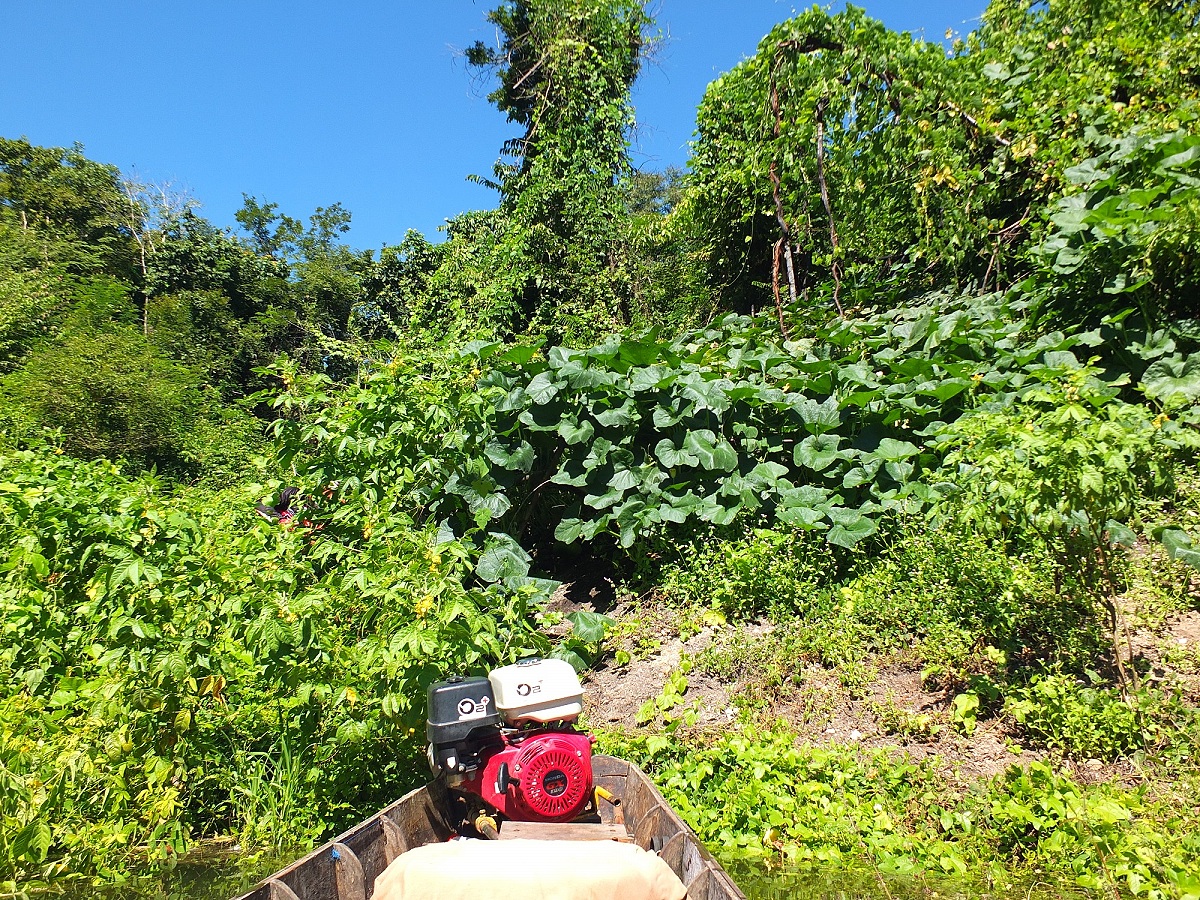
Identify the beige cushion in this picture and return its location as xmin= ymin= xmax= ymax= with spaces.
xmin=373 ymin=838 xmax=687 ymax=900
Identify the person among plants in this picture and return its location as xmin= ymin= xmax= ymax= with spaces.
xmin=255 ymin=484 xmax=341 ymax=529
xmin=255 ymin=486 xmax=301 ymax=525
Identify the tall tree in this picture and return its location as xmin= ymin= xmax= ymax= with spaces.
xmin=0 ymin=137 xmax=135 ymax=277
xmin=466 ymin=0 xmax=651 ymax=345
xmin=688 ymin=8 xmax=974 ymax=318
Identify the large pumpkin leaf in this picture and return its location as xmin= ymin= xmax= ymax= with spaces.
xmin=1142 ymin=353 xmax=1200 ymax=406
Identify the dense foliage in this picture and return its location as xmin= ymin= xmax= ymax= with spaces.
xmin=0 ymin=444 xmax=560 ymax=883
xmin=462 ymin=0 xmax=651 ymax=344
xmin=606 ymin=728 xmax=1200 ymax=899
xmin=3 ymin=0 xmax=1200 ymax=896
xmin=688 ymin=0 xmax=1200 ymax=322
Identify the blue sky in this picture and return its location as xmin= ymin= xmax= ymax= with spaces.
xmin=4 ymin=1 xmax=985 ymax=251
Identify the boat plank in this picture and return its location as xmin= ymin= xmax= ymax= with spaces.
xmin=268 ymin=880 xmax=301 ymax=900
xmin=379 ymin=816 xmax=406 ymax=864
xmin=593 ymin=773 xmax=627 ymax=825
xmin=350 ymin=825 xmax=395 ymax=895
xmin=498 ymin=822 xmax=630 ymax=841
xmin=707 ymin=869 xmax=745 ymax=900
xmin=659 ymin=831 xmax=688 ymax=874
xmin=591 ymin=756 xmax=630 ymax=778
xmin=330 ymin=843 xmax=364 ymax=900
xmin=681 ymin=839 xmax=705 ymax=887
xmin=634 ymin=803 xmax=680 ymax=850
xmin=686 ymin=868 xmax=712 ymax=900
xmin=620 ymin=773 xmax=658 ymax=826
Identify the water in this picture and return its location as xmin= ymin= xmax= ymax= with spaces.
xmin=35 ymin=853 xmax=1095 ymax=899
xmin=38 ymin=854 xmax=285 ymax=900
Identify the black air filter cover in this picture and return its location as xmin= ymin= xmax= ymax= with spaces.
xmin=426 ymin=676 xmax=500 ymax=744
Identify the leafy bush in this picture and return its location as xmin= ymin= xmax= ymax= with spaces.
xmin=936 ymin=358 xmax=1190 ymax=692
xmin=0 ymin=443 xmax=558 ymax=884
xmin=984 ymin=761 xmax=1200 ymax=899
xmin=1 ymin=326 xmax=205 ymax=470
xmin=283 ymin=291 xmax=1112 ymax=569
xmin=603 ymin=726 xmax=1200 ymax=897
xmin=603 ymin=726 xmax=964 ymax=874
xmin=1037 ymin=108 xmax=1200 ymax=328
xmin=1007 ymin=674 xmax=1141 ymax=759
xmin=938 ymin=360 xmax=1178 ymax=543
xmin=659 ymin=528 xmax=833 ymax=619
xmin=664 ymin=520 xmax=1096 ymax=702
xmin=792 ymin=525 xmax=1081 ymax=685
xmin=1006 ymin=674 xmax=1199 ymax=762
xmin=0 ymin=268 xmax=69 ymax=373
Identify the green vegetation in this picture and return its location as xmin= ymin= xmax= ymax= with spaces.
xmin=4 ymin=0 xmax=1200 ymax=896
xmin=604 ymin=729 xmax=1200 ymax=899
xmin=0 ymin=444 xmax=559 ymax=885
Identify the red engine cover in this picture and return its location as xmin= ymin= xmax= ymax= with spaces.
xmin=464 ymin=731 xmax=593 ymax=822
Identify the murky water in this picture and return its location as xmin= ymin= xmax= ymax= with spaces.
xmin=39 ymin=854 xmax=285 ymax=900
xmin=37 ymin=853 xmax=1095 ymax=900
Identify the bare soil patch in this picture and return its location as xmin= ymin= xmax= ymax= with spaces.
xmin=580 ymin=602 xmax=1034 ymax=779
xmin=572 ymin=579 xmax=1199 ymax=782
xmin=1130 ymin=608 xmax=1200 ymax=700
xmin=584 ymin=626 xmax=737 ymax=726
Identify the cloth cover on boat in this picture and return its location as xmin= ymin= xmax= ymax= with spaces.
xmin=372 ymin=837 xmax=688 ymax=900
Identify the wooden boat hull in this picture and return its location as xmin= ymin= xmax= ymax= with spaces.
xmin=232 ymin=754 xmax=744 ymax=900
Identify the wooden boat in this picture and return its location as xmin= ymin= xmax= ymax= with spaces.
xmin=232 ymin=754 xmax=745 ymax=900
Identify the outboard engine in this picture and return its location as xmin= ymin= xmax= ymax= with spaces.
xmin=426 ymin=658 xmax=594 ymax=823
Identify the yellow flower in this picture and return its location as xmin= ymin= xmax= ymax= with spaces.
xmin=415 ymin=595 xmax=435 ymax=618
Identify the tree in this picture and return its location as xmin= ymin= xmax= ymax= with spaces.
xmin=354 ymin=229 xmax=447 ymax=341
xmin=234 ymin=194 xmax=302 ymax=260
xmin=621 ymin=168 xmax=715 ymax=330
xmin=118 ymin=175 xmax=197 ymax=284
xmin=465 ymin=0 xmax=652 ymax=345
xmin=233 ymin=196 xmax=370 ymax=343
xmin=1 ymin=324 xmax=205 ymax=469
xmin=687 ymin=0 xmax=1200 ymax=324
xmin=0 ymin=137 xmax=136 ymax=277
xmin=0 ymin=268 xmax=70 ymax=373
xmin=142 ymin=210 xmax=296 ymax=393
xmin=689 ymin=7 xmax=985 ymax=319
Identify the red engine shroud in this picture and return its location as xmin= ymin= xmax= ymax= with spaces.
xmin=462 ymin=731 xmax=594 ymax=822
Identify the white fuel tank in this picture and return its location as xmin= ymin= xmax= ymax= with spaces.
xmin=488 ymin=658 xmax=583 ymax=724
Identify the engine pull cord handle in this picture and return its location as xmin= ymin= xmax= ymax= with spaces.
xmin=474 ymin=814 xmax=500 ymax=840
